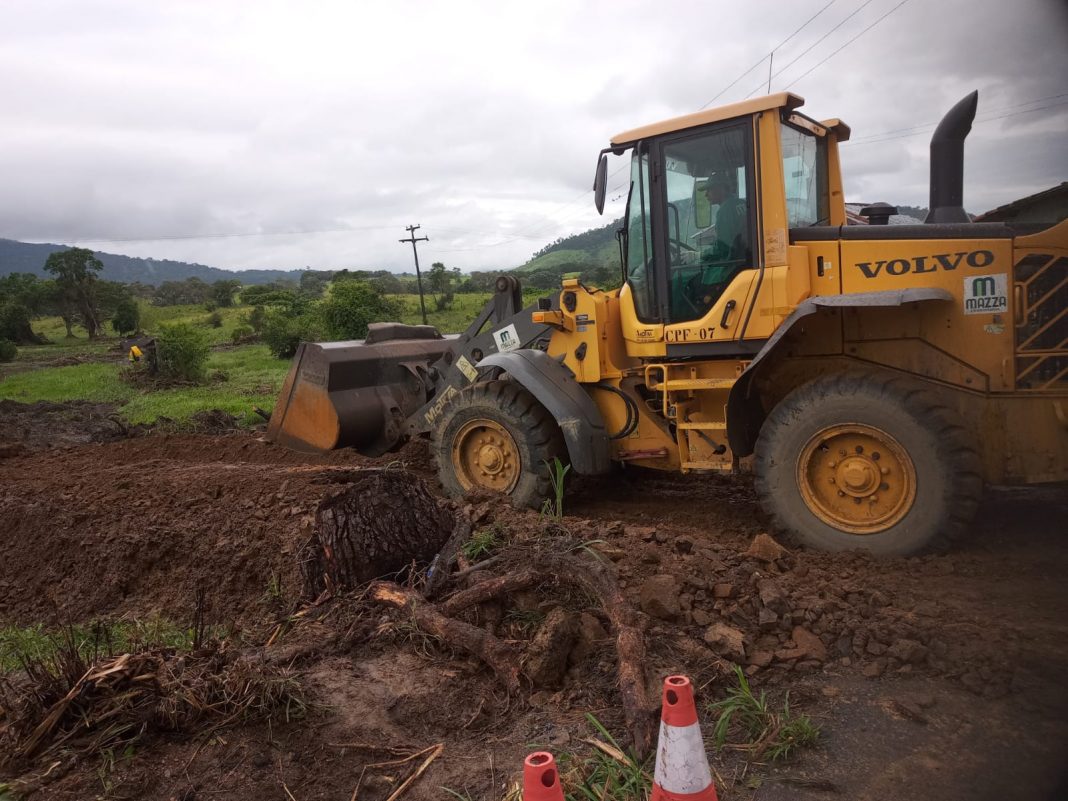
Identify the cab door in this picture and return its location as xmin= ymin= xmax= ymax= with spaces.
xmin=654 ymin=119 xmax=761 ymax=352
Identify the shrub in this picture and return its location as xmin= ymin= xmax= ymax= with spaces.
xmin=204 ymin=300 xmax=218 ymax=312
xmin=111 ymin=297 xmax=141 ymax=336
xmin=231 ymin=324 xmax=255 ymax=344
xmin=208 ymin=311 xmax=224 ymax=328
xmin=0 ymin=339 xmax=16 ymax=362
xmin=320 ymin=280 xmax=401 ymax=341
xmin=248 ymin=305 xmax=266 ymax=333
xmin=155 ymin=323 xmax=210 ymax=381
xmin=261 ymin=308 xmax=325 ymax=359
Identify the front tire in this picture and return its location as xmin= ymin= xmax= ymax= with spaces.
xmin=753 ymin=372 xmax=982 ymax=556
xmin=433 ymin=380 xmax=565 ymax=508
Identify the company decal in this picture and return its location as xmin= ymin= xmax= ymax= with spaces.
xmin=636 ymin=328 xmax=656 ymax=341
xmin=493 ymin=324 xmax=521 ymax=353
xmin=854 ymin=249 xmax=995 ymax=278
xmin=964 ymin=273 xmax=1008 ymax=315
xmin=424 ymin=385 xmax=459 ymax=427
xmin=456 ymin=355 xmax=478 ymax=382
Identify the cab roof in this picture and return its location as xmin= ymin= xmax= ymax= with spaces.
xmin=611 ymin=92 xmax=806 ymax=147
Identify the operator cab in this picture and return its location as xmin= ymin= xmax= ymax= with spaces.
xmin=593 ymin=92 xmax=848 ymax=356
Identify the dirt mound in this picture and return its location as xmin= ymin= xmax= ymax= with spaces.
xmin=0 ymin=434 xmax=385 ymax=625
xmin=0 ymin=399 xmax=145 ymax=453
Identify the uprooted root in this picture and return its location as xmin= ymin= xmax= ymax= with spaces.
xmin=367 ymin=536 xmax=658 ymax=758
xmin=0 ymin=644 xmax=305 ymax=779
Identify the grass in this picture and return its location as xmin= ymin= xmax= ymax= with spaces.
xmin=393 ymin=289 xmax=546 ymax=334
xmin=0 ymin=617 xmax=207 ymax=675
xmin=460 ymin=525 xmax=504 ymax=562
xmin=561 ymin=714 xmax=653 ymax=800
xmin=2 ymin=286 xmax=549 ymax=427
xmin=0 ymin=343 xmax=288 ymax=426
xmin=707 ymin=665 xmax=820 ymax=762
xmin=540 ymin=457 xmax=571 ymax=519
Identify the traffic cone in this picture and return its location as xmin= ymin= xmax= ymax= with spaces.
xmin=523 ymin=751 xmax=564 ymax=801
xmin=651 ymin=675 xmax=719 ymax=801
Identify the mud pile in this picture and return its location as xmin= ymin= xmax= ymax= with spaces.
xmin=0 ymin=400 xmax=145 ymax=455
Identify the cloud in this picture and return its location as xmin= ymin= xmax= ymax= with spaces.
xmin=1 ymin=0 xmax=1065 ymax=271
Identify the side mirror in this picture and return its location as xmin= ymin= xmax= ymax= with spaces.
xmin=593 ymin=154 xmax=608 ymax=215
xmin=693 ymin=179 xmax=712 ymax=229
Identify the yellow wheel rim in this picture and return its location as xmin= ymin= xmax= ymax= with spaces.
xmin=452 ymin=419 xmax=521 ymax=493
xmin=796 ymin=424 xmax=917 ymax=535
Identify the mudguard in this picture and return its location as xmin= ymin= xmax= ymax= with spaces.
xmin=726 ymin=287 xmax=954 ymax=456
xmin=478 ymin=348 xmax=612 ymax=475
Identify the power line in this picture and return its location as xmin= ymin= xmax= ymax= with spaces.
xmin=698 ymin=0 xmax=837 ymax=110
xmin=742 ymin=0 xmax=877 ymax=99
xmin=846 ymin=93 xmax=1068 ymax=144
xmin=784 ymin=0 xmax=913 ymax=90
xmin=844 ymin=99 xmax=1068 ymax=147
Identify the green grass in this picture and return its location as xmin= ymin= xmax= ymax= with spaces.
xmin=4 ymin=288 xmax=555 ymax=428
xmin=461 ymin=525 xmax=504 ymax=561
xmin=121 ymin=345 xmax=287 ymax=425
xmin=392 ymin=290 xmax=546 ymax=334
xmin=0 ymin=618 xmax=206 ymax=674
xmin=0 ymin=361 xmax=135 ymax=403
xmin=561 ymin=714 xmax=653 ymax=800
xmin=0 ymin=344 xmax=288 ymax=426
xmin=707 ymin=665 xmax=820 ymax=762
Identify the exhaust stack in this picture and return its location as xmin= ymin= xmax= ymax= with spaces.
xmin=925 ymin=91 xmax=978 ymax=224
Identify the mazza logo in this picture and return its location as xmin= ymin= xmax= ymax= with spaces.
xmin=963 ymin=273 xmax=1008 ymax=315
xmin=855 ymin=249 xmax=994 ymax=278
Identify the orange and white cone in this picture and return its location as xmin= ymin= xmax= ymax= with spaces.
xmin=523 ymin=751 xmax=564 ymax=801
xmin=651 ymin=675 xmax=719 ymax=801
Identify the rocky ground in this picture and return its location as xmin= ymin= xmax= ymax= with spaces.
xmin=1 ymin=402 xmax=1066 ymax=800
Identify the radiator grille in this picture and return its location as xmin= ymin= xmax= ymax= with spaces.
xmin=1014 ymin=253 xmax=1068 ymax=390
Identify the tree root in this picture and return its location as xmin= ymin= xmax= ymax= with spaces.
xmin=368 ymin=581 xmax=522 ymax=693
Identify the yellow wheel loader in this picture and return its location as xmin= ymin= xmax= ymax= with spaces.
xmin=268 ymin=91 xmax=1068 ymax=556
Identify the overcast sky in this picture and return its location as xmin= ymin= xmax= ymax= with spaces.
xmin=2 ymin=0 xmax=1066 ymax=273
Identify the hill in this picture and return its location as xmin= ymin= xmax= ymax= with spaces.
xmin=0 ymin=239 xmax=303 ymax=286
xmin=517 ymin=219 xmax=621 ymax=274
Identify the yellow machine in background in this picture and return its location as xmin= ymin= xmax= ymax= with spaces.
xmin=269 ymin=90 xmax=1067 ymax=556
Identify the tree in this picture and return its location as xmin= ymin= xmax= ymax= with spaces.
xmin=0 ymin=273 xmax=51 ymax=344
xmin=43 ymin=248 xmax=105 ymax=337
xmin=320 ymin=280 xmax=401 ymax=341
xmin=428 ymin=262 xmax=455 ymax=312
xmin=212 ymin=279 xmax=241 ymax=307
xmin=153 ymin=277 xmax=213 ymax=306
xmin=111 ymin=297 xmax=141 ymax=336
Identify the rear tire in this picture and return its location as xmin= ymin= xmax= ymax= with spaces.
xmin=433 ymin=380 xmax=565 ymax=508
xmin=753 ymin=372 xmax=982 ymax=556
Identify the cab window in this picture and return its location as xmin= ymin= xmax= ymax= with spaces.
xmin=624 ymin=148 xmax=657 ymax=321
xmin=781 ymin=122 xmax=828 ymax=227
xmin=662 ymin=124 xmax=753 ymax=323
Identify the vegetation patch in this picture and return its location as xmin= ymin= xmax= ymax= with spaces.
xmin=707 ymin=665 xmax=820 ymax=763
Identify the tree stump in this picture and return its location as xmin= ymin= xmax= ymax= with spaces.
xmin=299 ymin=471 xmax=454 ymax=597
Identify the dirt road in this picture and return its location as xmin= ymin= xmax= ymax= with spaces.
xmin=1 ymin=426 xmax=1066 ymax=800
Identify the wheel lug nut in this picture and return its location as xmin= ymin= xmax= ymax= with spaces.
xmin=880 ymin=482 xmax=889 ymax=491
xmin=829 ymin=478 xmax=836 ymax=484
xmin=870 ymin=494 xmax=879 ymax=502
xmin=829 ymin=461 xmax=837 ymax=468
xmin=839 ymin=449 xmax=846 ymax=457
xmin=853 ymin=497 xmax=862 ymax=505
xmin=855 ymin=445 xmax=864 ymax=454
xmin=837 ymin=490 xmax=845 ymax=497
xmin=872 ymin=452 xmax=881 ymax=460
xmin=880 ymin=467 xmax=890 ymax=475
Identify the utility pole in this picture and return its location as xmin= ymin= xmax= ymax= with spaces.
xmin=399 ymin=224 xmax=430 ymax=325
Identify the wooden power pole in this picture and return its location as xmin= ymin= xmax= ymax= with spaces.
xmin=399 ymin=224 xmax=430 ymax=325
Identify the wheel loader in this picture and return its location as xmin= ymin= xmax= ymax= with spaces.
xmin=268 ymin=90 xmax=1068 ymax=556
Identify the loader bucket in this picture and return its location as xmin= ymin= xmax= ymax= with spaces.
xmin=266 ymin=325 xmax=452 ymax=456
